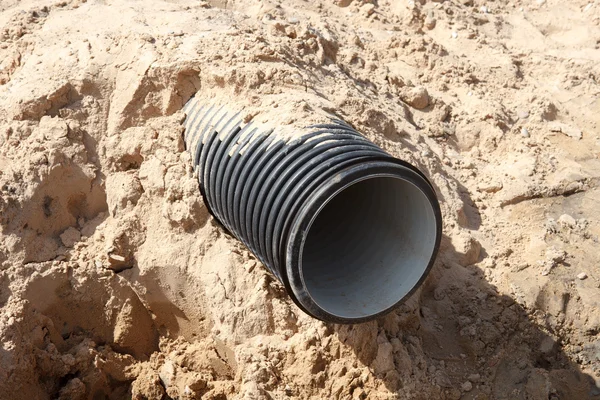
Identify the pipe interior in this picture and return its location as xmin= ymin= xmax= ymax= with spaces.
xmin=300 ymin=175 xmax=437 ymax=319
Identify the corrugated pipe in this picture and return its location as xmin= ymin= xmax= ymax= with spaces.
xmin=183 ymin=97 xmax=442 ymax=324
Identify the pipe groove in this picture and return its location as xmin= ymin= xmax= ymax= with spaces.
xmin=183 ymin=97 xmax=442 ymax=323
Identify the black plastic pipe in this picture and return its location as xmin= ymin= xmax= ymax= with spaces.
xmin=183 ymin=97 xmax=442 ymax=324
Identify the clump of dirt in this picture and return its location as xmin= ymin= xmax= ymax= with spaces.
xmin=1 ymin=0 xmax=599 ymax=399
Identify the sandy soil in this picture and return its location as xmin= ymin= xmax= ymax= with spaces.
xmin=1 ymin=0 xmax=599 ymax=399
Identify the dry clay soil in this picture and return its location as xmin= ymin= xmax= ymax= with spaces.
xmin=1 ymin=0 xmax=600 ymax=399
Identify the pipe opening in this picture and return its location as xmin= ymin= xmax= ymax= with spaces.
xmin=300 ymin=175 xmax=438 ymax=319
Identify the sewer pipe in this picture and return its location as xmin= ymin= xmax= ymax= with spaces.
xmin=183 ymin=97 xmax=442 ymax=323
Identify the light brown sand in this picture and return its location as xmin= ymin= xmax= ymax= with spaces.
xmin=1 ymin=0 xmax=599 ymax=399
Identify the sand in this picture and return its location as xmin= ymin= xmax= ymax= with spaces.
xmin=0 ymin=0 xmax=599 ymax=399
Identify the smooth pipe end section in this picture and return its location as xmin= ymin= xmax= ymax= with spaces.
xmin=286 ymin=161 xmax=442 ymax=324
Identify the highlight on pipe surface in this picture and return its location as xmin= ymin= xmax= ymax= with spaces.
xmin=182 ymin=96 xmax=442 ymax=324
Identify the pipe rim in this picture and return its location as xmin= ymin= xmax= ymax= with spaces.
xmin=285 ymin=160 xmax=442 ymax=323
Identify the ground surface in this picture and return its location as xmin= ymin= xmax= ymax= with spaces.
xmin=1 ymin=0 xmax=599 ymax=399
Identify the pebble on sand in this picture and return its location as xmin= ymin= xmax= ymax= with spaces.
xmin=60 ymin=227 xmax=81 ymax=248
xmin=558 ymin=214 xmax=577 ymax=228
xmin=424 ymin=15 xmax=436 ymax=30
xmin=461 ymin=381 xmax=473 ymax=392
xmin=577 ymin=272 xmax=588 ymax=280
xmin=402 ymin=86 xmax=430 ymax=109
xmin=107 ymin=253 xmax=131 ymax=272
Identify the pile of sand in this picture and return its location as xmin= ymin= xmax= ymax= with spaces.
xmin=1 ymin=0 xmax=599 ymax=399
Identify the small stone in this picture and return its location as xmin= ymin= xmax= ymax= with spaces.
xmin=159 ymin=359 xmax=175 ymax=387
xmin=402 ymin=86 xmax=429 ymax=109
xmin=577 ymin=272 xmax=588 ymax=280
xmin=39 ymin=116 xmax=69 ymax=140
xmin=461 ymin=381 xmax=473 ymax=392
xmin=480 ymin=6 xmax=489 ymax=13
xmin=451 ymin=31 xmax=458 ymax=39
xmin=540 ymin=336 xmax=556 ymax=354
xmin=448 ymin=388 xmax=462 ymax=400
xmin=521 ymin=127 xmax=530 ymax=138
xmin=518 ymin=110 xmax=530 ymax=119
xmin=424 ymin=15 xmax=437 ymax=30
xmin=468 ymin=373 xmax=481 ymax=382
xmin=60 ymin=227 xmax=81 ymax=248
xmin=558 ymin=214 xmax=577 ymax=228
xmin=109 ymin=253 xmax=126 ymax=262
xmin=107 ymin=253 xmax=131 ymax=272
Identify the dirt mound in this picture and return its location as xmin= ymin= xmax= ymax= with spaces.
xmin=1 ymin=0 xmax=599 ymax=399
